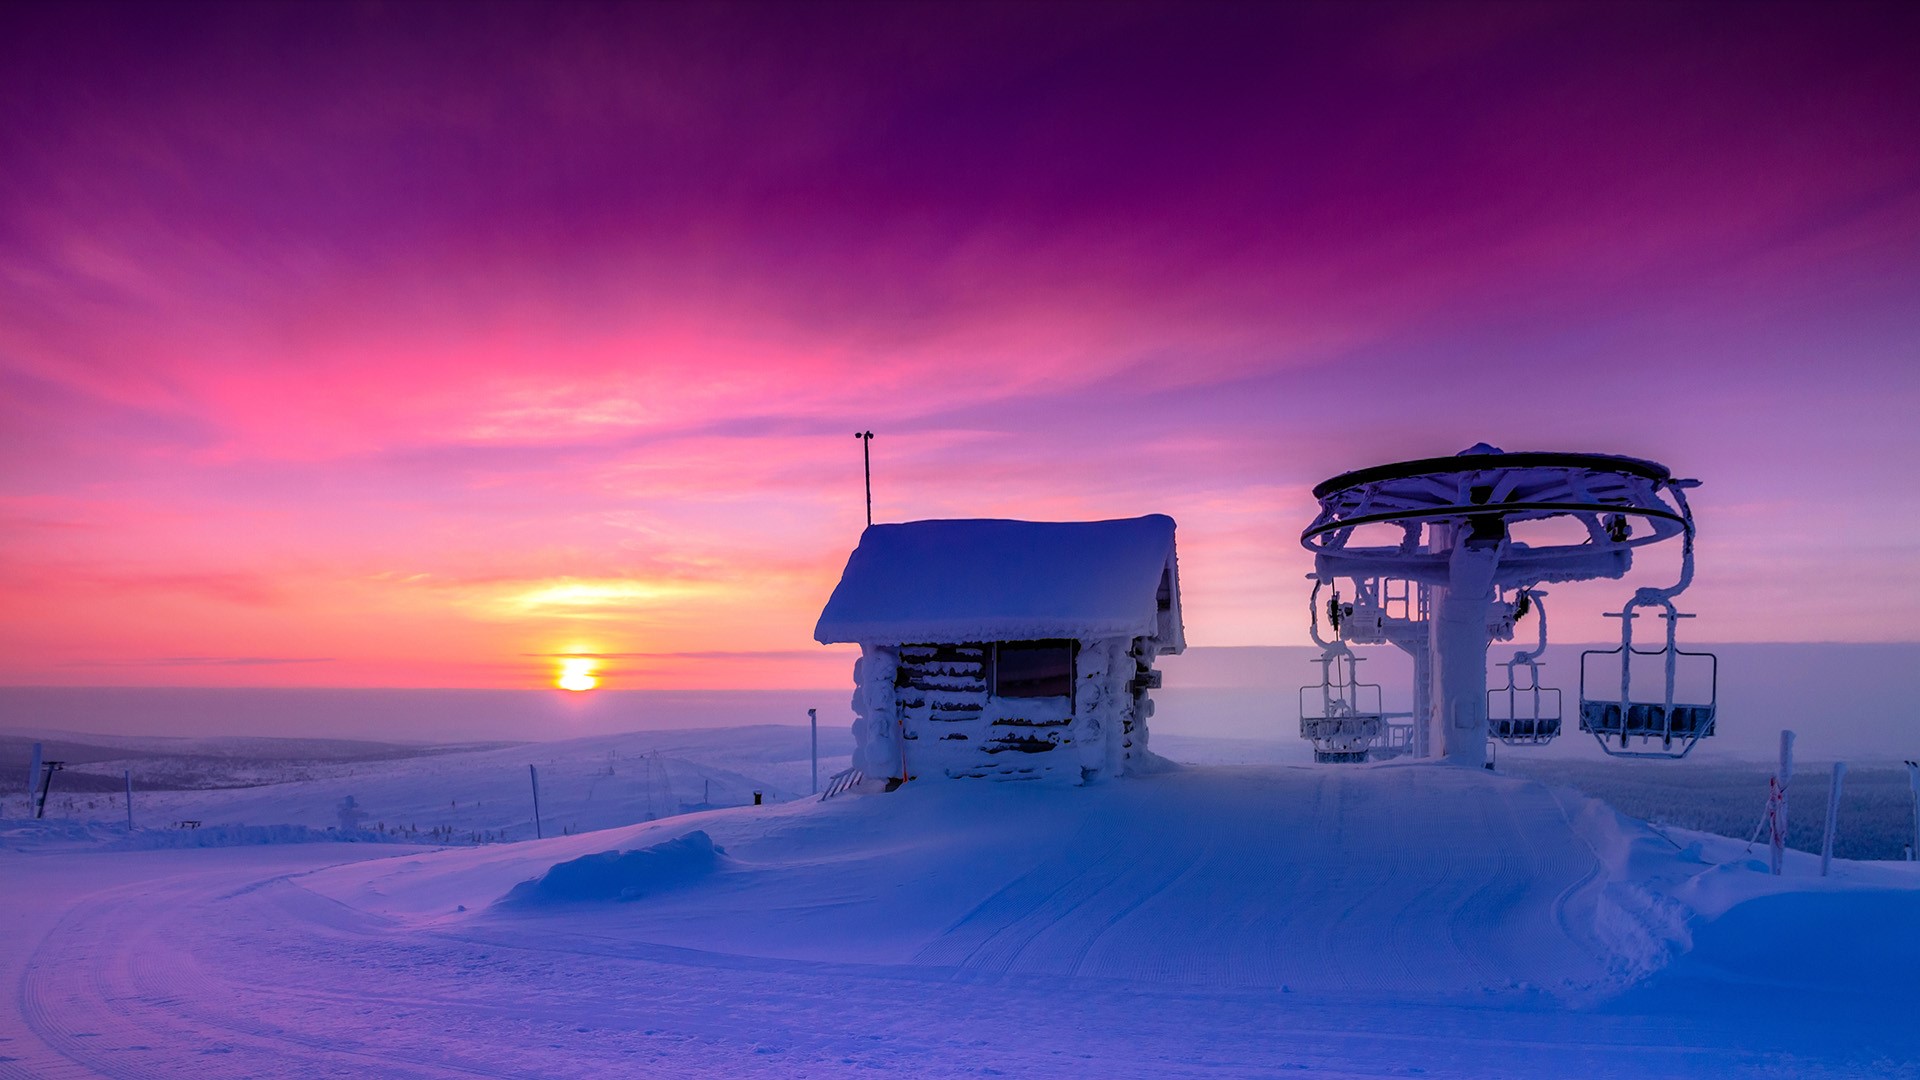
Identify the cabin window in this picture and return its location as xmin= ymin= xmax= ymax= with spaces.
xmin=993 ymin=640 xmax=1076 ymax=699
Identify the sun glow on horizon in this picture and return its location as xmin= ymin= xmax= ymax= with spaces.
xmin=509 ymin=579 xmax=694 ymax=612
xmin=557 ymin=657 xmax=599 ymax=692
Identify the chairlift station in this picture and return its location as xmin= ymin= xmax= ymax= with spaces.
xmin=1298 ymin=444 xmax=1717 ymax=766
xmin=811 ymin=442 xmax=1716 ymax=786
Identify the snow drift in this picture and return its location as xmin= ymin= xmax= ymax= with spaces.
xmin=498 ymin=829 xmax=729 ymax=906
xmin=297 ymin=761 xmax=1883 ymax=1003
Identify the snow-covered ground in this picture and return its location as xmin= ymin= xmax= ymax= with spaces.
xmin=3 ymin=744 xmax=1916 ymax=1077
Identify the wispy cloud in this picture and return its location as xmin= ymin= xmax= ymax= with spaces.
xmin=523 ymin=649 xmax=852 ymax=661
xmin=64 ymin=656 xmax=336 ymax=668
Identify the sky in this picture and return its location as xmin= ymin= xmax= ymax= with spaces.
xmin=2 ymin=1 xmax=1917 ymax=693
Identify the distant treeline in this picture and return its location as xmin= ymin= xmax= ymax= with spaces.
xmin=1504 ymin=760 xmax=1918 ymax=861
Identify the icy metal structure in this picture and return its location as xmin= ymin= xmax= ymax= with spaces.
xmin=1299 ymin=445 xmax=1714 ymax=766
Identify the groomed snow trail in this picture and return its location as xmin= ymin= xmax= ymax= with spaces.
xmin=5 ymin=764 xmax=1916 ymax=1078
xmin=910 ymin=766 xmax=1605 ymax=997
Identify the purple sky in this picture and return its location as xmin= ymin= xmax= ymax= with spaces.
xmin=2 ymin=1 xmax=1916 ymax=690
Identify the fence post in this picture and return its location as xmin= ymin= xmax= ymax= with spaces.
xmin=125 ymin=769 xmax=135 ymax=830
xmin=1769 ymin=730 xmax=1795 ymax=876
xmin=809 ymin=708 xmax=819 ymax=795
xmin=1906 ymin=760 xmax=1919 ymax=862
xmin=529 ymin=764 xmax=543 ymax=840
xmin=1820 ymin=761 xmax=1846 ymax=877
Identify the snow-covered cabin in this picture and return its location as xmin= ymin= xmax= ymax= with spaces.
xmin=814 ymin=515 xmax=1184 ymax=784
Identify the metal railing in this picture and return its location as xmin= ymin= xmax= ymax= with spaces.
xmin=821 ymin=767 xmax=864 ymax=801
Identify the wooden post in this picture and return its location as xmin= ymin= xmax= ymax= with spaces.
xmin=809 ymin=708 xmax=819 ymax=795
xmin=125 ymin=769 xmax=135 ymax=830
xmin=1769 ymin=729 xmax=1795 ymax=876
xmin=1820 ymin=761 xmax=1846 ymax=877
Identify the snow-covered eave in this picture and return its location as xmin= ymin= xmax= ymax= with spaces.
xmin=812 ymin=515 xmax=1185 ymax=651
xmin=1160 ymin=549 xmax=1187 ymax=655
xmin=815 ymin=614 xmax=1164 ymax=648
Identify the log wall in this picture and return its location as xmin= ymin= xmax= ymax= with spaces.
xmin=877 ymin=637 xmax=1161 ymax=782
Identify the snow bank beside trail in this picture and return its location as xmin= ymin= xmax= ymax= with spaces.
xmin=498 ymin=830 xmax=729 ymax=906
xmin=1550 ymin=784 xmax=1920 ymax=998
xmin=1549 ymin=789 xmax=1701 ymax=987
xmin=1678 ymin=888 xmax=1920 ymax=991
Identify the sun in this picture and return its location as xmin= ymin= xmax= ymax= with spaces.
xmin=556 ymin=657 xmax=598 ymax=692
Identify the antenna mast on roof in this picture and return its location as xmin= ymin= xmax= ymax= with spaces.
xmin=855 ymin=430 xmax=874 ymax=526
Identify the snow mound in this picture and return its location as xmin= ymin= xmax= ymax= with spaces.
xmin=310 ymin=764 xmax=1729 ymax=1001
xmin=1682 ymin=888 xmax=1920 ymax=990
xmin=498 ymin=829 xmax=729 ymax=906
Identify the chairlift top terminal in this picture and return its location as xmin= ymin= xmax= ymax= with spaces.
xmin=1297 ymin=445 xmax=1716 ymax=765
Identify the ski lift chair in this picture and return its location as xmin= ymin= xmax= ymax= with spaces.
xmin=1489 ymin=591 xmax=1561 ymax=745
xmin=1300 ymin=642 xmax=1386 ymax=763
xmin=1578 ymin=596 xmax=1717 ymax=758
xmin=1490 ymin=659 xmax=1562 ymax=745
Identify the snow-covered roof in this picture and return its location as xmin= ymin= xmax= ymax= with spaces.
xmin=814 ymin=515 xmax=1184 ymax=650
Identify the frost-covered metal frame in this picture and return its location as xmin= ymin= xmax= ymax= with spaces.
xmin=1576 ymin=639 xmax=1718 ymax=758
xmin=1302 ymin=450 xmax=1693 ymax=589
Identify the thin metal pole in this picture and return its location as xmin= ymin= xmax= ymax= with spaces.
xmin=35 ymin=762 xmax=63 ymax=820
xmin=529 ymin=764 xmax=543 ymax=840
xmin=1905 ymin=760 xmax=1918 ymax=862
xmin=855 ymin=431 xmax=873 ymax=526
xmin=1820 ymin=761 xmax=1846 ymax=876
xmin=125 ymin=769 xmax=134 ymax=830
xmin=809 ymin=708 xmax=818 ymax=795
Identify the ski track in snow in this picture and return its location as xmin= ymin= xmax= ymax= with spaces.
xmin=4 ymin=764 xmax=1918 ymax=1078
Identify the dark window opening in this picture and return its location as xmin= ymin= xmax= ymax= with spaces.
xmin=994 ymin=640 xmax=1076 ymax=699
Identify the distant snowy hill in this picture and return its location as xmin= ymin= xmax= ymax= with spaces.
xmin=3 ymin=725 xmax=854 ymax=841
